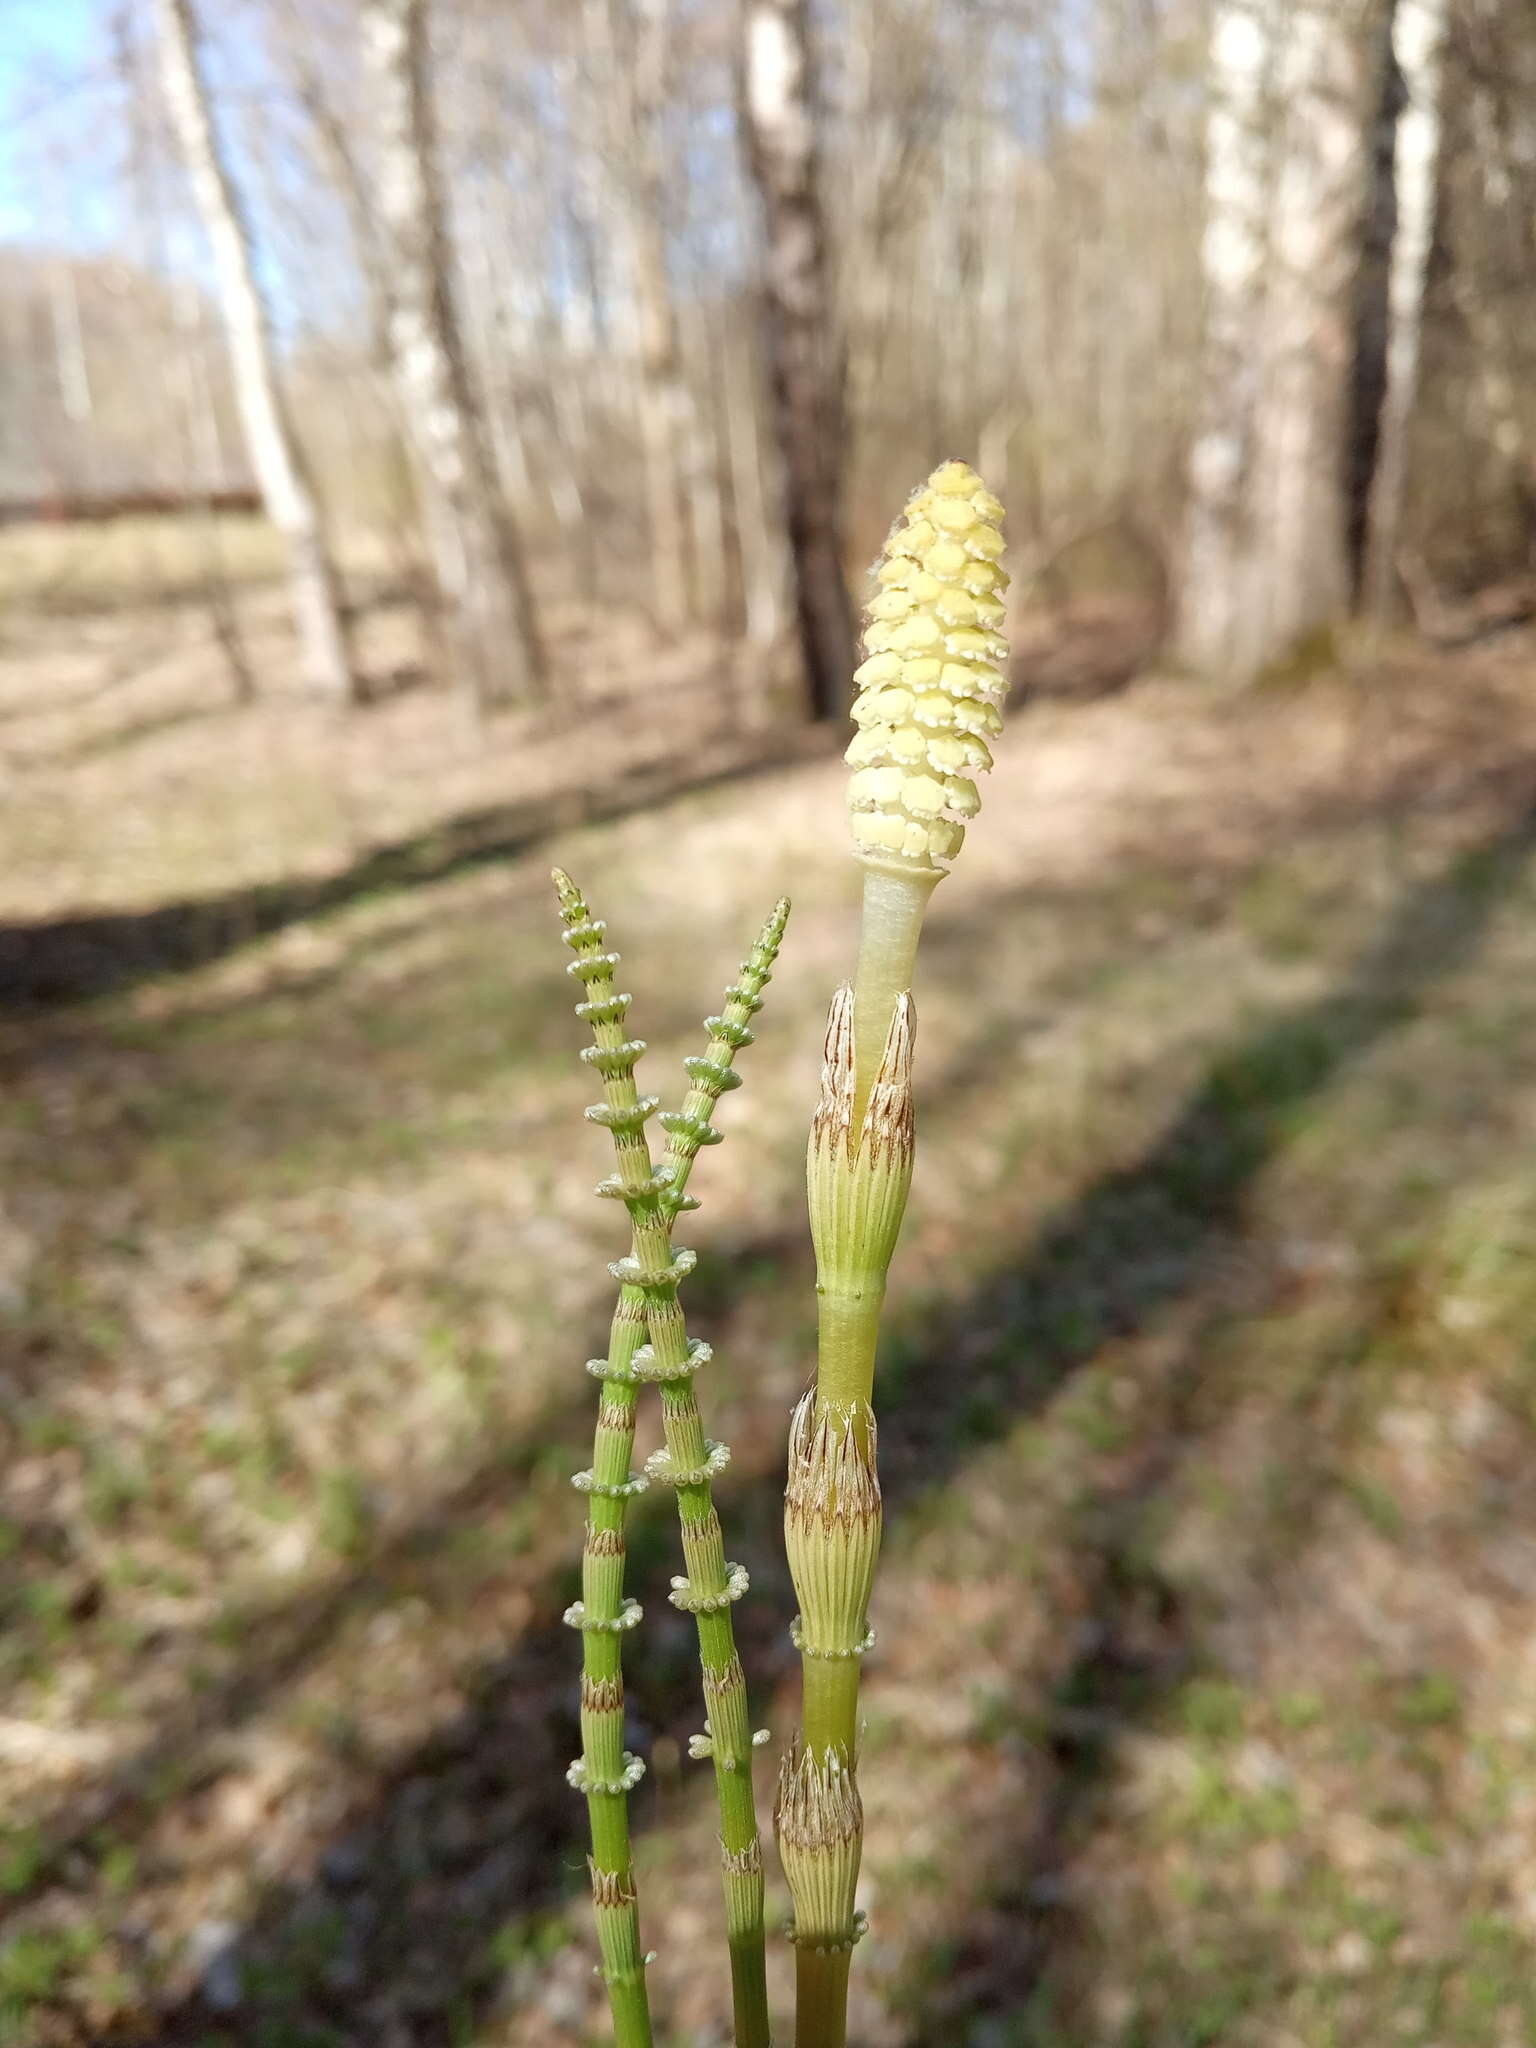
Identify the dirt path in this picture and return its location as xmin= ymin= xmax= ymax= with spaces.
xmin=3 ymin=616 xmax=1536 ymax=2046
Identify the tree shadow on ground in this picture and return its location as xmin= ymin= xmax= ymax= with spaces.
xmin=6 ymin=634 xmax=1515 ymax=1018
xmin=0 ymin=723 xmax=831 ymax=1011
xmin=7 ymin=698 xmax=244 ymax=769
xmin=18 ymin=803 xmax=1527 ymax=2044
xmin=884 ymin=810 xmax=1536 ymax=2038
xmin=0 ymin=645 xmax=178 ymax=727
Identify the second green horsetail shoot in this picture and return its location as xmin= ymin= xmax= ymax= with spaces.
xmin=553 ymin=462 xmax=1008 ymax=2046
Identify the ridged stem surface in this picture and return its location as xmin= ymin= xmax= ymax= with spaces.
xmin=646 ymin=908 xmax=787 ymax=2048
xmin=794 ymin=1951 xmax=853 ymax=2048
xmin=556 ymin=877 xmax=658 ymax=2048
xmin=559 ymin=874 xmax=784 ymax=2048
xmin=848 ymin=865 xmax=939 ymax=1127
xmin=801 ymin=866 xmax=929 ymax=1780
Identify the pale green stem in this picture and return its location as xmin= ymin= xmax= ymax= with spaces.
xmin=557 ymin=875 xmax=657 ymax=2048
xmin=647 ymin=910 xmax=787 ymax=2048
xmin=849 ymin=864 xmax=939 ymax=1125
xmin=796 ymin=859 xmax=938 ymax=2048
xmin=795 ymin=1951 xmax=853 ymax=2048
xmin=807 ymin=860 xmax=934 ymax=1740
xmin=561 ymin=878 xmax=783 ymax=2048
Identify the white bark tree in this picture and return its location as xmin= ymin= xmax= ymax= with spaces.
xmin=586 ymin=0 xmax=697 ymax=635
xmin=739 ymin=0 xmax=855 ymax=721
xmin=360 ymin=0 xmax=546 ymax=716
xmin=1178 ymin=0 xmax=1370 ymax=683
xmin=155 ymin=0 xmax=358 ymax=701
xmin=1177 ymin=1 xmax=1275 ymax=680
xmin=1364 ymin=0 xmax=1448 ymax=619
xmin=723 ymin=306 xmax=789 ymax=658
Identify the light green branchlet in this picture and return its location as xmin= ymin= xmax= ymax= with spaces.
xmin=780 ymin=461 xmax=1009 ymax=2048
xmin=556 ymin=872 xmax=786 ymax=2048
xmin=552 ymin=461 xmax=1006 ymax=2048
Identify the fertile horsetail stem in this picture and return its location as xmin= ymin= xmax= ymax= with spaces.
xmin=556 ymin=873 xmax=786 ymax=2048
xmin=845 ymin=458 xmax=1008 ymax=1111
xmin=781 ymin=461 xmax=1008 ymax=2048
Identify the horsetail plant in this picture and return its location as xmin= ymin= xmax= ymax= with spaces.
xmin=555 ymin=872 xmax=788 ymax=2048
xmin=780 ymin=460 xmax=1008 ymax=2048
xmin=551 ymin=458 xmax=1007 ymax=2048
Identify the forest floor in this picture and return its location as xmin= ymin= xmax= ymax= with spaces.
xmin=4 ymin=532 xmax=1536 ymax=2047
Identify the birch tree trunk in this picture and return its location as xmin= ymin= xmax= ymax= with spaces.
xmin=1176 ymin=0 xmax=1276 ymax=680
xmin=48 ymin=262 xmax=93 ymax=436
xmin=738 ymin=0 xmax=856 ymax=722
xmin=1178 ymin=0 xmax=1369 ymax=683
xmin=1252 ymin=4 xmax=1364 ymax=660
xmin=155 ymin=0 xmax=358 ymax=702
xmin=1364 ymin=0 xmax=1448 ymax=620
xmin=723 ymin=301 xmax=790 ymax=659
xmin=361 ymin=0 xmax=546 ymax=716
xmin=588 ymin=0 xmax=696 ymax=635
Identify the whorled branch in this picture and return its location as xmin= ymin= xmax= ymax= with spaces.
xmin=554 ymin=869 xmax=657 ymax=2048
xmin=556 ymin=869 xmax=784 ymax=2048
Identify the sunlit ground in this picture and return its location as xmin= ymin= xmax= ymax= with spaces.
xmin=4 ymin=537 xmax=1536 ymax=2046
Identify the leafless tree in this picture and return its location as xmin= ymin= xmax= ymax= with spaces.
xmin=7 ymin=0 xmax=1534 ymax=713
xmin=360 ymin=0 xmax=546 ymax=717
xmin=1178 ymin=0 xmax=1372 ymax=683
xmin=585 ymin=0 xmax=699 ymax=634
xmin=738 ymin=0 xmax=856 ymax=721
xmin=154 ymin=0 xmax=359 ymax=702
xmin=1364 ymin=0 xmax=1448 ymax=622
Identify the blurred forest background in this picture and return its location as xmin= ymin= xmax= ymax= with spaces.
xmin=4 ymin=0 xmax=1536 ymax=2044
